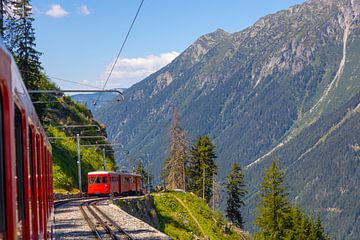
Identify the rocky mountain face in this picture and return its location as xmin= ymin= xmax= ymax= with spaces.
xmin=94 ymin=0 xmax=360 ymax=238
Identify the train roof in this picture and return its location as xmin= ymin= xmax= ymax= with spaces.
xmin=88 ymin=171 xmax=141 ymax=177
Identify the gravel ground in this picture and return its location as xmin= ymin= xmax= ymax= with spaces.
xmin=97 ymin=200 xmax=171 ymax=240
xmin=54 ymin=200 xmax=96 ymax=240
xmin=54 ymin=197 xmax=171 ymax=240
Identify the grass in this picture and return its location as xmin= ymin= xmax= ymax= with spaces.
xmin=152 ymin=191 xmax=244 ymax=240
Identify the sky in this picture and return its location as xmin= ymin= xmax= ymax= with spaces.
xmin=31 ymin=0 xmax=306 ymax=91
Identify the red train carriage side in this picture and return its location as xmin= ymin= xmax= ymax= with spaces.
xmin=87 ymin=171 xmax=143 ymax=196
xmin=0 ymin=40 xmax=54 ymax=240
xmin=118 ymin=172 xmax=142 ymax=195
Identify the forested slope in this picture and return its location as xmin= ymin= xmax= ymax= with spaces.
xmin=94 ymin=0 xmax=360 ymax=238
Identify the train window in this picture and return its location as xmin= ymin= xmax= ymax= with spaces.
xmin=94 ymin=177 xmax=100 ymax=184
xmin=89 ymin=177 xmax=96 ymax=184
xmin=27 ymin=127 xmax=33 ymax=235
xmin=15 ymin=106 xmax=25 ymax=237
xmin=102 ymin=176 xmax=108 ymax=184
xmin=0 ymin=93 xmax=6 ymax=237
xmin=36 ymin=135 xmax=42 ymax=232
xmin=29 ymin=128 xmax=33 ymax=190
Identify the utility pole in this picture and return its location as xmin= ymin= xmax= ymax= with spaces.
xmin=202 ymin=166 xmax=205 ymax=200
xmin=76 ymin=134 xmax=82 ymax=194
xmin=102 ymin=148 xmax=106 ymax=171
xmin=183 ymin=161 xmax=186 ymax=192
xmin=212 ymin=173 xmax=215 ymax=211
xmin=147 ymin=154 xmax=150 ymax=194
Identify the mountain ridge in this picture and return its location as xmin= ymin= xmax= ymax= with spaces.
xmin=93 ymin=0 xmax=360 ymax=238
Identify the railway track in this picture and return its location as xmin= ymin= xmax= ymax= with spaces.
xmin=80 ymin=199 xmax=133 ymax=240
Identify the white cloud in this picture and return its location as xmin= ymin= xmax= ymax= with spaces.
xmin=46 ymin=4 xmax=69 ymax=18
xmin=78 ymin=5 xmax=91 ymax=16
xmin=100 ymin=51 xmax=180 ymax=88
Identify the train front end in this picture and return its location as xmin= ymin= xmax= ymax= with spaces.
xmin=87 ymin=171 xmax=112 ymax=195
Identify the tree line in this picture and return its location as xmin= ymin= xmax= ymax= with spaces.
xmin=163 ymin=110 xmax=330 ymax=239
xmin=1 ymin=0 xmax=57 ymax=118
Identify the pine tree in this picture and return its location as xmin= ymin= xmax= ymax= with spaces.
xmin=0 ymin=0 xmax=8 ymax=36
xmin=255 ymin=156 xmax=292 ymax=240
xmin=308 ymin=215 xmax=329 ymax=240
xmin=287 ymin=203 xmax=309 ymax=240
xmin=135 ymin=160 xmax=152 ymax=190
xmin=163 ymin=110 xmax=189 ymax=190
xmin=6 ymin=0 xmax=42 ymax=90
xmin=226 ymin=162 xmax=247 ymax=229
xmin=187 ymin=135 xmax=217 ymax=203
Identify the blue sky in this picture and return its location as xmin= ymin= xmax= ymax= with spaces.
xmin=32 ymin=0 xmax=305 ymax=90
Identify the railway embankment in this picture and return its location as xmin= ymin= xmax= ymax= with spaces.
xmin=113 ymin=195 xmax=161 ymax=229
xmin=115 ymin=192 xmax=248 ymax=240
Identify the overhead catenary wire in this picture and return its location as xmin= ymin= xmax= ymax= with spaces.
xmin=95 ymin=0 xmax=145 ymax=104
xmin=19 ymin=69 xmax=102 ymax=90
xmin=48 ymin=75 xmax=103 ymax=89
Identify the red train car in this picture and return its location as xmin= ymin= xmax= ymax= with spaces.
xmin=87 ymin=171 xmax=143 ymax=196
xmin=0 ymin=40 xmax=54 ymax=239
xmin=87 ymin=171 xmax=119 ymax=195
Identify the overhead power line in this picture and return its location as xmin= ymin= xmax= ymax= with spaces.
xmin=19 ymin=69 xmax=102 ymax=89
xmin=95 ymin=0 xmax=145 ymax=104
xmin=48 ymin=75 xmax=103 ymax=89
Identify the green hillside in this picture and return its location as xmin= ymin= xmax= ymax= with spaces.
xmin=7 ymin=70 xmax=116 ymax=193
xmin=153 ymin=192 xmax=248 ymax=240
xmin=33 ymin=87 xmax=117 ymax=193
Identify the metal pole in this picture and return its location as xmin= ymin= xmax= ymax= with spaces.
xmin=202 ymin=166 xmax=205 ymax=200
xmin=77 ymin=134 xmax=82 ymax=194
xmin=28 ymin=89 xmax=124 ymax=103
xmin=147 ymin=154 xmax=150 ymax=194
xmin=212 ymin=173 xmax=215 ymax=211
xmin=102 ymin=148 xmax=106 ymax=171
xmin=183 ymin=161 xmax=186 ymax=192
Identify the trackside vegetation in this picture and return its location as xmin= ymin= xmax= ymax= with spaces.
xmin=153 ymin=191 xmax=247 ymax=240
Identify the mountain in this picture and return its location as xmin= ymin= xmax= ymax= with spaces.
xmin=94 ymin=0 xmax=360 ymax=238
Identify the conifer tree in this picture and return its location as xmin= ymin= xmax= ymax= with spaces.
xmin=308 ymin=215 xmax=329 ymax=240
xmin=6 ymin=0 xmax=42 ymax=90
xmin=226 ymin=162 xmax=247 ymax=228
xmin=163 ymin=110 xmax=189 ymax=190
xmin=0 ymin=0 xmax=10 ymax=36
xmin=255 ymin=157 xmax=292 ymax=240
xmin=187 ymin=135 xmax=217 ymax=203
xmin=288 ymin=203 xmax=309 ymax=240
xmin=135 ymin=160 xmax=152 ymax=190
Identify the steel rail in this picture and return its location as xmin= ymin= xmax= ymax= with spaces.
xmin=92 ymin=204 xmax=133 ymax=240
xmin=86 ymin=201 xmax=120 ymax=240
xmin=80 ymin=201 xmax=103 ymax=239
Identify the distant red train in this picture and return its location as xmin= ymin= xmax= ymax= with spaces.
xmin=0 ymin=41 xmax=54 ymax=239
xmin=87 ymin=171 xmax=143 ymax=195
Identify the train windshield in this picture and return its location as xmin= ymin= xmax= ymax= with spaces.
xmin=89 ymin=176 xmax=102 ymax=184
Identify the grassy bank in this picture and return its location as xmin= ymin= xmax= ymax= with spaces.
xmin=153 ymin=191 xmax=246 ymax=240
